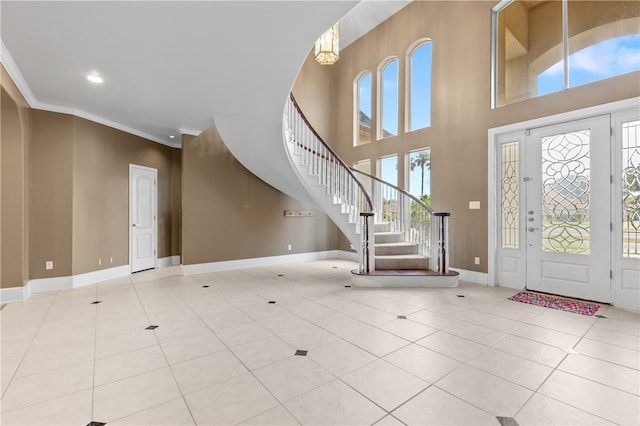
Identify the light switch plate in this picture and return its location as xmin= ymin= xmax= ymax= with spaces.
xmin=469 ymin=201 xmax=481 ymax=209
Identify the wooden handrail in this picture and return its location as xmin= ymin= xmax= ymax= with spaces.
xmin=349 ymin=168 xmax=435 ymax=214
xmin=289 ymin=93 xmax=373 ymax=212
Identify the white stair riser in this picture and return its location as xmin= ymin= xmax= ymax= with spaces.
xmin=375 ymin=244 xmax=419 ymax=256
xmin=376 ymin=257 xmax=429 ymax=270
xmin=375 ymin=232 xmax=404 ymax=244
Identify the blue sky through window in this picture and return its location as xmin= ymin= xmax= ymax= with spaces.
xmin=381 ymin=60 xmax=398 ymax=136
xmin=410 ymin=43 xmax=432 ymax=130
xmin=380 ymin=155 xmax=398 ymax=187
xmin=359 ymin=73 xmax=372 ymax=118
xmin=538 ymin=34 xmax=640 ymax=95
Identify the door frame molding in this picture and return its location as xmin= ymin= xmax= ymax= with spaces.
xmin=129 ymin=164 xmax=158 ymax=273
xmin=487 ymin=97 xmax=640 ymax=289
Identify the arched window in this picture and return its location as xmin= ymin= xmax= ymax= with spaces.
xmin=538 ymin=34 xmax=640 ymax=96
xmin=379 ymin=58 xmax=398 ymax=138
xmin=355 ymin=72 xmax=372 ymax=146
xmin=407 ymin=41 xmax=432 ymax=131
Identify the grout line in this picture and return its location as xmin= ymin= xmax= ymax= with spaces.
xmin=128 ymin=277 xmax=200 ymax=426
xmin=90 ymin=283 xmax=99 ymax=422
xmin=0 ymin=291 xmax=58 ymax=401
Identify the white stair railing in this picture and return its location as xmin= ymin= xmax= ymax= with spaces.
xmin=351 ymin=169 xmax=451 ymax=274
xmin=284 ymin=94 xmax=375 ymax=273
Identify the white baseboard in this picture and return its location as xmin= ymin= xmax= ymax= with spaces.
xmin=182 ymin=250 xmax=347 ymax=275
xmin=451 ymin=268 xmax=489 ymax=285
xmin=336 ymin=250 xmax=359 ymax=262
xmin=73 ymin=265 xmax=130 ymax=288
xmin=158 ymin=255 xmax=180 ymax=268
xmin=1 ymin=264 xmax=130 ymax=303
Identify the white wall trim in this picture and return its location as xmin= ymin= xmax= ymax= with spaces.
xmin=181 ymin=251 xmax=348 ymax=275
xmin=0 ymin=38 xmax=181 ymax=149
xmin=450 ymin=268 xmax=489 ymax=285
xmin=1 ymin=40 xmax=38 ymax=107
xmin=487 ymin=97 xmax=640 ymax=287
xmin=158 ymin=256 xmax=181 ymax=268
xmin=179 ymin=128 xmax=203 ymax=137
xmin=0 ymin=284 xmax=30 ymax=303
xmin=72 ymin=265 xmax=130 ymax=288
xmin=336 ymin=250 xmax=359 ymax=262
xmin=0 ymin=264 xmax=131 ymax=303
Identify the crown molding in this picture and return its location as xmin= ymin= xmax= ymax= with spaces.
xmin=1 ymin=39 xmax=37 ymax=107
xmin=1 ymin=37 xmax=182 ymax=149
xmin=178 ymin=128 xmax=203 ymax=137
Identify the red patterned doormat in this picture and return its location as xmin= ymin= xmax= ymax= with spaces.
xmin=508 ymin=291 xmax=600 ymax=316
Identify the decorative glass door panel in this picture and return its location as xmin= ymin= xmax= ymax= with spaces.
xmin=525 ymin=116 xmax=611 ymax=303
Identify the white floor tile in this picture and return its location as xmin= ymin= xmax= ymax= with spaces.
xmin=160 ymin=332 xmax=226 ymax=365
xmin=109 ymin=397 xmax=195 ymax=425
xmin=253 ymin=354 xmax=335 ymax=403
xmin=559 ymin=354 xmax=640 ymax=395
xmin=491 ymin=334 xmax=567 ymax=368
xmin=171 ymin=349 xmax=248 ymax=395
xmin=0 ymin=360 xmax=93 ymax=412
xmin=345 ymin=327 xmax=410 ymax=357
xmin=392 ymin=386 xmax=500 ymax=425
xmin=231 ymin=335 xmax=296 ymax=370
xmin=92 ymin=367 xmax=182 ymax=422
xmin=515 ymin=393 xmax=614 ymax=426
xmin=308 ymin=339 xmax=377 ymax=376
xmin=467 ymin=348 xmax=553 ymax=390
xmin=0 ymin=389 xmax=92 ymax=426
xmin=574 ymin=338 xmax=640 ymax=370
xmin=512 ymin=324 xmax=581 ymax=349
xmin=435 ymin=365 xmax=532 ymax=417
xmin=378 ymin=318 xmax=438 ymax=341
xmin=185 ymin=372 xmax=279 ymax=425
xmin=342 ymin=359 xmax=429 ymax=411
xmin=383 ymin=343 xmax=461 ymax=383
xmin=94 ymin=344 xmax=167 ymax=386
xmin=284 ymin=379 xmax=386 ymax=425
xmin=539 ymin=370 xmax=640 ymax=425
xmin=240 ymin=405 xmax=300 ymax=425
xmin=416 ymin=331 xmax=487 ymax=362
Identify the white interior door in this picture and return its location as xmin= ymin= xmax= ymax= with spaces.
xmin=130 ymin=164 xmax=157 ymax=273
xmin=525 ymin=116 xmax=611 ymax=302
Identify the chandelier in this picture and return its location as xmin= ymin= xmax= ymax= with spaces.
xmin=314 ymin=23 xmax=340 ymax=65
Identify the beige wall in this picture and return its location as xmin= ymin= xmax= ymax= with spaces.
xmin=2 ymin=67 xmax=181 ymax=284
xmin=71 ymin=116 xmax=177 ymax=275
xmin=1 ymin=65 xmax=31 ymax=288
xmin=294 ymin=0 xmax=640 ymax=273
xmin=181 ymin=128 xmax=338 ymax=265
xmin=29 ymin=110 xmax=74 ymax=279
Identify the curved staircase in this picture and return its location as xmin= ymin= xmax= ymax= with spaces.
xmin=284 ymin=94 xmax=458 ymax=288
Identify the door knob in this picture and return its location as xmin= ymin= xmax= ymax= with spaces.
xmin=528 ymin=227 xmax=539 ymax=232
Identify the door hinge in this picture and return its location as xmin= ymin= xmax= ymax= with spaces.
xmin=611 ymin=175 xmax=614 ymax=184
xmin=610 ymin=270 xmax=613 ymax=279
xmin=525 ymin=129 xmax=531 ymax=136
xmin=154 ymin=250 xmax=156 ymax=255
xmin=154 ymin=180 xmax=156 ymax=186
xmin=610 ymin=127 xmax=613 ymax=136
xmin=611 ymin=222 xmax=613 ymax=231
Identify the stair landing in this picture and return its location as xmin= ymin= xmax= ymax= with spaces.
xmin=350 ymin=269 xmax=459 ymax=288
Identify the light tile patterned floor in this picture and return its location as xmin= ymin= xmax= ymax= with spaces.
xmin=1 ymin=259 xmax=639 ymax=425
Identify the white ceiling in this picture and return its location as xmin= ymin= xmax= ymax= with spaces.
xmin=1 ymin=0 xmax=410 ymax=148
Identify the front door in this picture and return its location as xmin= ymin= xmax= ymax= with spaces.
xmin=525 ymin=116 xmax=611 ymax=302
xmin=130 ymin=164 xmax=157 ymax=273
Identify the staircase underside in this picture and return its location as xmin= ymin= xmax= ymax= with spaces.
xmin=350 ymin=269 xmax=459 ymax=288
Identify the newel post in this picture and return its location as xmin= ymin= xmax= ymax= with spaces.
xmin=434 ymin=212 xmax=450 ymax=274
xmin=359 ymin=212 xmax=375 ymax=274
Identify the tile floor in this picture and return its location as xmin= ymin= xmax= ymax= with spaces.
xmin=1 ymin=259 xmax=639 ymax=425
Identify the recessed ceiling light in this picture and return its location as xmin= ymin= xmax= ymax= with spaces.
xmin=87 ymin=74 xmax=104 ymax=84
xmin=169 ymin=135 xmax=176 ymax=139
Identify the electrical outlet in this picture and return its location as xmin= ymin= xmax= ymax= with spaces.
xmin=287 ymin=244 xmax=292 ymax=251
xmin=110 ymin=257 xmax=113 ymax=264
xmin=45 ymin=261 xmax=53 ymax=270
xmin=98 ymin=258 xmax=102 ymax=266
xmin=474 ymin=257 xmax=480 ymax=265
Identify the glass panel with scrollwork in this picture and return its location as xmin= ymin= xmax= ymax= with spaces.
xmin=622 ymin=120 xmax=640 ymax=258
xmin=501 ymin=142 xmax=519 ymax=249
xmin=541 ymin=130 xmax=591 ymax=254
